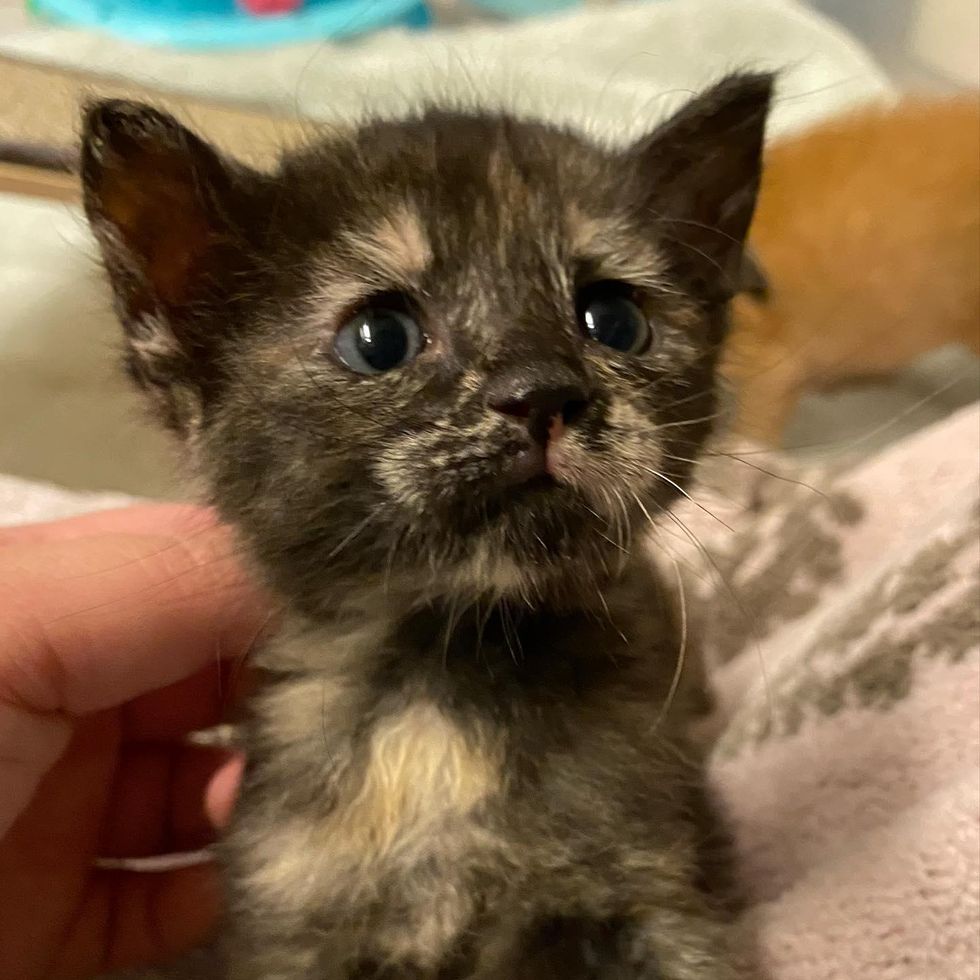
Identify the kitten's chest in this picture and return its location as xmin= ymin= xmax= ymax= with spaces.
xmin=234 ymin=666 xmax=505 ymax=913
xmin=233 ymin=603 xmax=671 ymax=915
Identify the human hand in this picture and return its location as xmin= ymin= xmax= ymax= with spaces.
xmin=0 ymin=505 xmax=271 ymax=979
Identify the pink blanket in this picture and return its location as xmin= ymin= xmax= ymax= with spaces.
xmin=670 ymin=404 xmax=980 ymax=980
xmin=1 ymin=404 xmax=978 ymax=980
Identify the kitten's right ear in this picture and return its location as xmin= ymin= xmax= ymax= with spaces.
xmin=82 ymin=101 xmax=258 ymax=429
xmin=629 ymin=73 xmax=773 ymax=301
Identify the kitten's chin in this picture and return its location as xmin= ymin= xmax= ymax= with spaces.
xmin=445 ymin=541 xmax=626 ymax=605
xmin=443 ymin=504 xmax=628 ymax=602
xmin=449 ymin=546 xmax=530 ymax=597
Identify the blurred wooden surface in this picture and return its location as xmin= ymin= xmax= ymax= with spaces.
xmin=0 ymin=53 xmax=316 ymax=201
xmin=0 ymin=159 xmax=78 ymax=201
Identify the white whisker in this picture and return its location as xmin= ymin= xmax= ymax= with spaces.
xmin=636 ymin=464 xmax=735 ymax=534
xmin=650 ymin=555 xmax=689 ymax=735
xmin=630 ymin=490 xmax=774 ymax=722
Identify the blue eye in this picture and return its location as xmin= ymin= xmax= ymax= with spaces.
xmin=578 ymin=282 xmax=652 ymax=354
xmin=334 ymin=305 xmax=424 ymax=375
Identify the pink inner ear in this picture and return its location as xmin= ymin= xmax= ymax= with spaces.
xmin=99 ymin=146 xmax=218 ymax=307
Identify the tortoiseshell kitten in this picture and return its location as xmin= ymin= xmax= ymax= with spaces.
xmin=81 ymin=73 xmax=771 ymax=980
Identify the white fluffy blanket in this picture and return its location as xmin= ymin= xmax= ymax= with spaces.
xmin=0 ymin=0 xmax=891 ymax=139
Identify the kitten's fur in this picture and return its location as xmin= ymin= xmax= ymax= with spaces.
xmin=727 ymin=95 xmax=980 ymax=444
xmin=82 ymin=74 xmax=771 ymax=979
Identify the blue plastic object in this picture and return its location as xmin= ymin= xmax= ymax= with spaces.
xmin=28 ymin=0 xmax=432 ymax=49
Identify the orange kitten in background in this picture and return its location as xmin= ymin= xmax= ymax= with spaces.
xmin=727 ymin=95 xmax=980 ymax=445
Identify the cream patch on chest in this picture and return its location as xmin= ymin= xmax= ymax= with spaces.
xmin=244 ymin=700 xmax=501 ymax=913
xmin=330 ymin=701 xmax=501 ymax=856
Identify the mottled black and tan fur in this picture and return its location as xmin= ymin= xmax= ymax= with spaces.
xmin=81 ymin=74 xmax=771 ymax=980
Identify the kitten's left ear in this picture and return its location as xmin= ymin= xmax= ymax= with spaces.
xmin=630 ymin=72 xmax=773 ymax=298
xmin=81 ymin=100 xmax=255 ymax=318
xmin=81 ymin=101 xmax=262 ymax=432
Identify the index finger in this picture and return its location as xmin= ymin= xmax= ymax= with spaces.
xmin=0 ymin=502 xmax=215 ymax=547
xmin=0 ymin=506 xmax=273 ymax=716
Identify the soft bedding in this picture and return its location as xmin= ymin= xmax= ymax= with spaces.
xmin=682 ymin=404 xmax=979 ymax=980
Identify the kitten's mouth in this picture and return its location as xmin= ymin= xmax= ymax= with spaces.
xmin=501 ymin=418 xmax=570 ymax=491
xmin=504 ymin=444 xmax=550 ymax=486
xmin=500 ymin=444 xmax=567 ymax=497
xmin=515 ymin=472 xmax=559 ymax=495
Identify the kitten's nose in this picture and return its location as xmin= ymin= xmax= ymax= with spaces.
xmin=487 ymin=378 xmax=592 ymax=442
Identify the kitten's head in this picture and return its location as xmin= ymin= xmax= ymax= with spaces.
xmin=81 ymin=75 xmax=770 ymax=610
